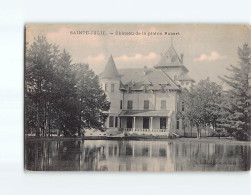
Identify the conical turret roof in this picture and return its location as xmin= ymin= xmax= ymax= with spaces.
xmin=100 ymin=55 xmax=120 ymax=79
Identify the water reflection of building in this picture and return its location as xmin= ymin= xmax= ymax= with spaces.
xmin=91 ymin=140 xmax=175 ymax=172
xmin=25 ymin=140 xmax=250 ymax=171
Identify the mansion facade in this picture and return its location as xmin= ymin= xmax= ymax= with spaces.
xmin=99 ymin=43 xmax=195 ymax=136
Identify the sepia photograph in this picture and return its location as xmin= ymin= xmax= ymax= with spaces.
xmin=24 ymin=24 xmax=250 ymax=171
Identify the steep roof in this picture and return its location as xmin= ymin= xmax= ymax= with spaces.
xmin=154 ymin=44 xmax=188 ymax=72
xmin=99 ymin=55 xmax=120 ymax=79
xmin=178 ymin=74 xmax=195 ymax=82
xmin=118 ymin=68 xmax=180 ymax=91
xmin=155 ymin=44 xmax=182 ymax=67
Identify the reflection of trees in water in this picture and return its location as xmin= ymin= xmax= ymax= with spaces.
xmin=56 ymin=141 xmax=82 ymax=171
xmin=81 ymin=143 xmax=109 ymax=171
xmin=240 ymin=145 xmax=250 ymax=170
xmin=171 ymin=142 xmax=250 ymax=171
xmin=83 ymin=147 xmax=101 ymax=171
xmin=25 ymin=141 xmax=52 ymax=171
xmin=25 ymin=140 xmax=82 ymax=171
xmin=25 ymin=140 xmax=250 ymax=171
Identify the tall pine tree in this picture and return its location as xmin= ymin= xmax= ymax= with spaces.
xmin=220 ymin=43 xmax=251 ymax=141
xmin=53 ymin=50 xmax=79 ymax=136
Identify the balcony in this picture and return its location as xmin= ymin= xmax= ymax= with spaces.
xmin=123 ymin=128 xmax=170 ymax=136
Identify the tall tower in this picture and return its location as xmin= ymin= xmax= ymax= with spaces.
xmin=99 ymin=55 xmax=122 ymax=130
xmin=154 ymin=43 xmax=194 ymax=89
xmin=154 ymin=44 xmax=188 ymax=81
xmin=154 ymin=43 xmax=194 ymax=135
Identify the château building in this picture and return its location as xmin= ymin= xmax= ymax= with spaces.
xmin=99 ymin=43 xmax=195 ymax=136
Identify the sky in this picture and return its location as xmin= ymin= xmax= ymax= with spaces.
xmin=26 ymin=24 xmax=251 ymax=88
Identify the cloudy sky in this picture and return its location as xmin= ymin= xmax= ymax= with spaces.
xmin=26 ymin=24 xmax=250 ymax=88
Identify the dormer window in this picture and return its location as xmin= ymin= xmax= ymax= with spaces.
xmin=161 ymin=85 xmax=166 ymax=93
xmin=128 ymin=86 xmax=132 ymax=93
xmin=144 ymin=86 xmax=148 ymax=93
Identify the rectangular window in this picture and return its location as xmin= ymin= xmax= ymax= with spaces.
xmin=143 ymin=117 xmax=149 ymax=129
xmin=127 ymin=117 xmax=133 ymax=128
xmin=181 ymin=101 xmax=185 ymax=111
xmin=105 ymin=84 xmax=108 ymax=92
xmin=144 ymin=100 xmax=149 ymax=110
xmin=120 ymin=100 xmax=123 ymax=109
xmin=177 ymin=118 xmax=179 ymax=129
xmin=161 ymin=100 xmax=166 ymax=110
xmin=127 ymin=100 xmax=133 ymax=110
xmin=160 ymin=117 xmax=166 ymax=129
xmin=115 ymin=116 xmax=118 ymax=127
xmin=111 ymin=84 xmax=114 ymax=92
xmin=109 ymin=116 xmax=114 ymax=127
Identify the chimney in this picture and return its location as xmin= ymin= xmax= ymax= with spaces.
xmin=144 ymin=66 xmax=147 ymax=75
xmin=180 ymin=53 xmax=184 ymax=64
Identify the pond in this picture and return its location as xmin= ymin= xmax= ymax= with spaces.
xmin=25 ymin=140 xmax=250 ymax=171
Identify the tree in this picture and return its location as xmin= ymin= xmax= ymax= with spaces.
xmin=53 ymin=50 xmax=79 ymax=136
xmin=74 ymin=63 xmax=110 ymax=135
xmin=181 ymin=78 xmax=223 ymax=138
xmin=25 ymin=36 xmax=59 ymax=137
xmin=220 ymin=43 xmax=251 ymax=141
xmin=25 ymin=36 xmax=110 ymax=137
xmin=215 ymin=91 xmax=234 ymax=137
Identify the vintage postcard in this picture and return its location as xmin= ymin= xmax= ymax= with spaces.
xmin=25 ymin=24 xmax=251 ymax=171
